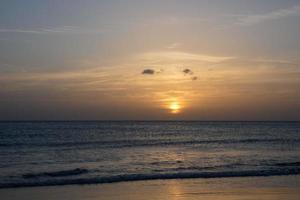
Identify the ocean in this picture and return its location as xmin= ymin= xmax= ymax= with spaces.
xmin=0 ymin=121 xmax=299 ymax=188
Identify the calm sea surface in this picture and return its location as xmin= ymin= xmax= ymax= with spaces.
xmin=0 ymin=121 xmax=300 ymax=188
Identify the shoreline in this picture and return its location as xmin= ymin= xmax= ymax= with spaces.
xmin=1 ymin=175 xmax=300 ymax=200
xmin=2 ymin=169 xmax=300 ymax=189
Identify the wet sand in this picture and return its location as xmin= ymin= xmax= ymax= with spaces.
xmin=1 ymin=175 xmax=300 ymax=200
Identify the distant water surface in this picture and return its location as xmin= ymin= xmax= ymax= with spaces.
xmin=0 ymin=121 xmax=300 ymax=188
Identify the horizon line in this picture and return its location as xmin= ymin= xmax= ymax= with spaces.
xmin=1 ymin=120 xmax=300 ymax=123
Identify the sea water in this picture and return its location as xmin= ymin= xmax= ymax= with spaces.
xmin=0 ymin=121 xmax=299 ymax=188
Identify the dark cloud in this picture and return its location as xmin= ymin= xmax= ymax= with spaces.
xmin=142 ymin=69 xmax=155 ymax=75
xmin=182 ymin=68 xmax=198 ymax=80
xmin=183 ymin=68 xmax=193 ymax=75
xmin=141 ymin=68 xmax=197 ymax=80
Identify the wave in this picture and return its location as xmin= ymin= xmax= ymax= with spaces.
xmin=1 ymin=167 xmax=300 ymax=188
xmin=274 ymin=162 xmax=300 ymax=167
xmin=1 ymin=138 xmax=299 ymax=149
xmin=22 ymin=168 xmax=89 ymax=179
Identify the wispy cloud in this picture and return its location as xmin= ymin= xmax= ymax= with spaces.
xmin=237 ymin=5 xmax=300 ymax=26
xmin=0 ymin=26 xmax=106 ymax=35
xmin=140 ymin=51 xmax=234 ymax=64
xmin=166 ymin=43 xmax=181 ymax=49
xmin=0 ymin=28 xmax=46 ymax=34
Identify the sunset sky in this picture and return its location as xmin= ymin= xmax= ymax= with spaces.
xmin=1 ymin=0 xmax=300 ymax=120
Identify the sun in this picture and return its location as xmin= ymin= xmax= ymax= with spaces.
xmin=169 ymin=101 xmax=181 ymax=114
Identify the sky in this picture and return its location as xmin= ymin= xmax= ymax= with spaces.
xmin=1 ymin=0 xmax=300 ymax=120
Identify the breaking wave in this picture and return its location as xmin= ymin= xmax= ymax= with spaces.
xmin=1 ymin=166 xmax=300 ymax=188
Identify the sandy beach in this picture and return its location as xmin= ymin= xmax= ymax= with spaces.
xmin=1 ymin=175 xmax=300 ymax=200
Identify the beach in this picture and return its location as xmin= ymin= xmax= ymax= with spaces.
xmin=1 ymin=175 xmax=300 ymax=200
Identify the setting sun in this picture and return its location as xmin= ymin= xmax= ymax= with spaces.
xmin=169 ymin=102 xmax=181 ymax=114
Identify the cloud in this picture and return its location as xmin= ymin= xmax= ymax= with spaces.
xmin=237 ymin=5 xmax=300 ymax=26
xmin=0 ymin=28 xmax=47 ymax=34
xmin=0 ymin=26 xmax=105 ymax=35
xmin=140 ymin=51 xmax=234 ymax=63
xmin=166 ymin=43 xmax=181 ymax=49
xmin=182 ymin=68 xmax=198 ymax=81
xmin=142 ymin=69 xmax=155 ymax=75
xmin=191 ymin=76 xmax=198 ymax=81
xmin=183 ymin=68 xmax=193 ymax=75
